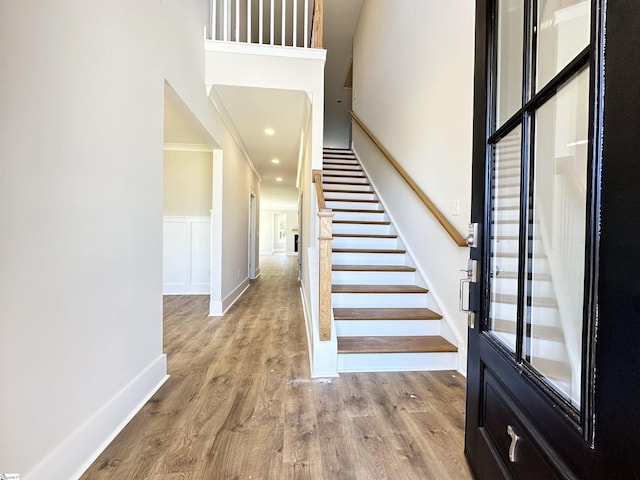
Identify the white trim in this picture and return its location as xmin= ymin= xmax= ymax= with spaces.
xmin=163 ymin=143 xmax=214 ymax=152
xmin=209 ymin=277 xmax=250 ymax=316
xmin=204 ymin=39 xmax=327 ymax=60
xmin=299 ymin=284 xmax=314 ymax=374
xmin=25 ymin=356 xmax=168 ymax=480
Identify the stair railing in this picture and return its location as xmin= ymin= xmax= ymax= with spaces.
xmin=313 ymin=169 xmax=333 ymax=340
xmin=348 ymin=110 xmax=468 ymax=247
xmin=210 ymin=0 xmax=322 ymax=49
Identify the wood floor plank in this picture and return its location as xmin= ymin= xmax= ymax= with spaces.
xmin=81 ymin=256 xmax=471 ymax=480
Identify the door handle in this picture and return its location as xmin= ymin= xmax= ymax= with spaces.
xmin=459 ymin=259 xmax=478 ymax=328
xmin=507 ymin=425 xmax=520 ymax=463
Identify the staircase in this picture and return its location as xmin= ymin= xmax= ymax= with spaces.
xmin=322 ymin=147 xmax=458 ymax=373
xmin=489 ymin=134 xmax=573 ymax=399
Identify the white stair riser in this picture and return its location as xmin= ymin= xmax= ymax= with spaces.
xmin=326 ymin=200 xmax=381 ymax=211
xmin=332 ymin=236 xmax=398 ymax=249
xmin=333 ymin=212 xmax=386 ymax=222
xmin=493 ymin=185 xmax=521 ymax=196
xmin=332 ymin=252 xmax=406 ymax=265
xmin=494 ymin=196 xmax=521 ymax=208
xmin=335 ymin=320 xmax=441 ymax=337
xmin=323 ymin=175 xmax=369 ymax=184
xmin=530 ymin=339 xmax=571 ymax=362
xmin=332 ymin=270 xmax=417 ymax=285
xmin=491 ymin=238 xmax=547 ymax=253
xmin=323 ymin=169 xmax=364 ymax=177
xmin=332 ymin=223 xmax=391 ymax=235
xmin=332 ymin=292 xmax=428 ymax=308
xmin=494 ymin=256 xmax=549 ymax=273
xmin=337 ymin=352 xmax=457 ymax=373
xmin=325 ymin=192 xmax=377 ymax=201
xmin=492 ymin=278 xmax=555 ymax=297
xmin=489 ymin=303 xmax=559 ymax=326
xmin=492 ymin=222 xmax=520 ymax=236
xmin=494 ymin=208 xmax=520 ymax=221
xmin=324 ymin=183 xmax=372 ymax=192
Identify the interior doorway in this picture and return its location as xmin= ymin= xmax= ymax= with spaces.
xmin=273 ymin=213 xmax=287 ymax=253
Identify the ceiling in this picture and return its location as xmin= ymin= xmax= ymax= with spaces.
xmin=168 ymin=1 xmax=364 ymax=211
xmin=213 ymin=85 xmax=309 ymax=210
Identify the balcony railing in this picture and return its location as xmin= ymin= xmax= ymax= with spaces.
xmin=211 ymin=0 xmax=323 ymax=48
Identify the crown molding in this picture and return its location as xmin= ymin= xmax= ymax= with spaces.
xmin=208 ymin=86 xmax=263 ymax=181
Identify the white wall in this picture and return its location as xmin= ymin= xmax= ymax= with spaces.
xmin=0 ymin=1 xmax=259 ymax=478
xmin=163 ymin=150 xmax=213 ymax=216
xmin=352 ymin=0 xmax=475 ymax=371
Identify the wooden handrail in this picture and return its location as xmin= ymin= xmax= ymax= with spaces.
xmin=311 ymin=0 xmax=323 ymax=48
xmin=312 ymin=169 xmax=327 ymax=210
xmin=313 ymin=169 xmax=333 ymax=341
xmin=348 ymin=110 xmax=468 ymax=247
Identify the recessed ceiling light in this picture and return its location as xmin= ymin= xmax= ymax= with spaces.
xmin=271 ymin=158 xmax=280 ymax=164
xmin=264 ymin=128 xmax=275 ymax=136
xmin=276 ymin=177 xmax=283 ymax=182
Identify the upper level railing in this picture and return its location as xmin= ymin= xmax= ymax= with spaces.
xmin=211 ymin=0 xmax=323 ymax=48
xmin=349 ymin=110 xmax=468 ymax=247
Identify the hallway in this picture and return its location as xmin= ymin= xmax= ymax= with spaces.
xmin=81 ymin=255 xmax=472 ymax=479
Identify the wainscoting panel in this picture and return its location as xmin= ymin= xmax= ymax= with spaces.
xmin=163 ymin=217 xmax=211 ymax=294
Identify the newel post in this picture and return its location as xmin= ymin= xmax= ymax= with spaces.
xmin=318 ymin=209 xmax=333 ymax=341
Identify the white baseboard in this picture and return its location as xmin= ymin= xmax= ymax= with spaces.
xmin=209 ymin=278 xmax=250 ymax=316
xmin=25 ymin=355 xmax=168 ymax=480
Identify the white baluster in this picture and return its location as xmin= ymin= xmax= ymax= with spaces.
xmin=235 ymin=0 xmax=240 ymax=42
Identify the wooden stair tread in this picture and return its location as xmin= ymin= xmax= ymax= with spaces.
xmin=332 ymin=284 xmax=428 ymax=294
xmin=333 ymin=248 xmax=405 ymax=254
xmin=334 ymin=307 xmax=442 ymax=321
xmin=337 ymin=336 xmax=457 ymax=354
xmin=332 ymin=264 xmax=415 ymax=272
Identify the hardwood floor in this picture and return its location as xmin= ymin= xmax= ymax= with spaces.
xmin=81 ymin=255 xmax=473 ymax=479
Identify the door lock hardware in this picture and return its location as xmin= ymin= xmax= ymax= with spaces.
xmin=467 ymin=223 xmax=480 ymax=248
xmin=459 ymin=259 xmax=478 ymax=328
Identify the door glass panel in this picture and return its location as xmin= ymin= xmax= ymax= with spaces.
xmin=527 ymin=68 xmax=589 ymax=409
xmin=489 ymin=127 xmax=522 ymax=353
xmin=536 ymin=0 xmax=590 ymax=90
xmin=496 ymin=0 xmax=524 ymax=128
